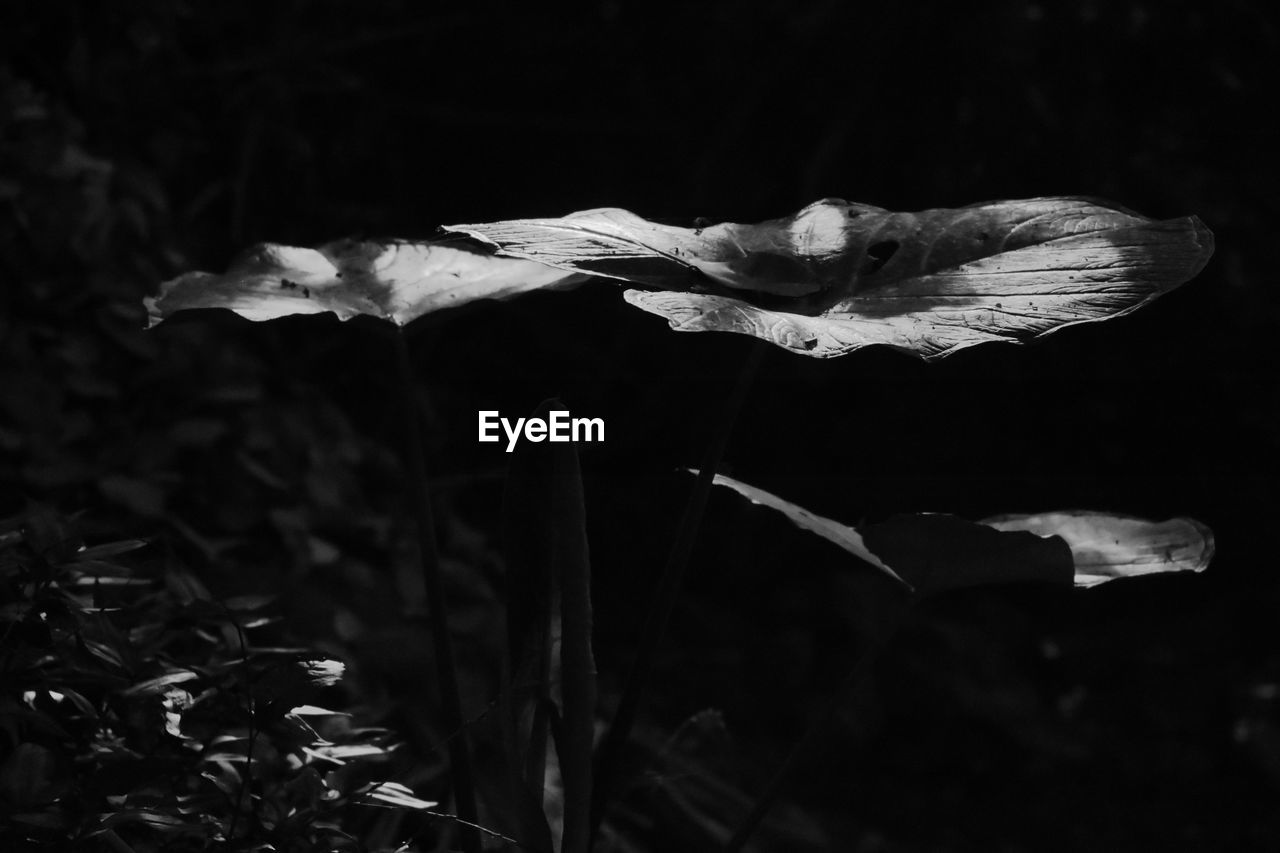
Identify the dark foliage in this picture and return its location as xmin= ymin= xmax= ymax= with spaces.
xmin=2 ymin=1 xmax=1279 ymax=851
xmin=0 ymin=505 xmax=433 ymax=851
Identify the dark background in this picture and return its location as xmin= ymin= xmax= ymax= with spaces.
xmin=3 ymin=1 xmax=1278 ymax=850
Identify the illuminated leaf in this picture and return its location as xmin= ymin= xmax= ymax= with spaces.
xmin=980 ymin=510 xmax=1214 ymax=587
xmin=146 ymin=239 xmax=585 ymax=327
xmin=358 ymin=781 xmax=438 ymax=810
xmin=451 ymin=197 xmax=1212 ymax=358
xmin=705 ymin=473 xmax=900 ymax=583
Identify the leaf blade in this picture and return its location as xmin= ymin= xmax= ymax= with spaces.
xmin=146 ymin=240 xmax=585 ymax=327
xmin=709 ymin=475 xmax=1210 ymax=591
xmin=626 ymin=207 xmax=1212 ymax=358
xmin=979 ymin=510 xmax=1215 ymax=587
xmin=706 ymin=473 xmax=901 ymax=583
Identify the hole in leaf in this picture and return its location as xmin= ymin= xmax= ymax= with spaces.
xmin=862 ymin=240 xmax=899 ymax=274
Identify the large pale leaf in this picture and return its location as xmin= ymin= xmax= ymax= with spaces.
xmin=980 ymin=510 xmax=1214 ymax=587
xmin=145 ymin=238 xmax=585 ymax=327
xmin=449 ymin=197 xmax=1213 ymax=358
xmin=709 ymin=474 xmax=1211 ymax=592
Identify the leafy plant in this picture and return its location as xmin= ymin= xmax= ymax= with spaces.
xmin=0 ymin=504 xmax=437 ymax=851
xmin=141 ymin=194 xmax=1215 ymax=852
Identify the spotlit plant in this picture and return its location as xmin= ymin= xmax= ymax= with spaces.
xmin=151 ymin=197 xmax=1211 ymax=361
xmin=145 ymin=195 xmax=1214 ymax=852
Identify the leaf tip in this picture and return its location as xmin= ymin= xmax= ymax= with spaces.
xmin=142 ymin=295 xmax=165 ymax=329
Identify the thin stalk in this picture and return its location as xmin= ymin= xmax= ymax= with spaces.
xmin=591 ymin=341 xmax=767 ymax=838
xmin=393 ymin=326 xmax=480 ymax=853
xmin=723 ymin=598 xmax=913 ymax=853
xmin=422 ymin=811 xmax=524 ymax=849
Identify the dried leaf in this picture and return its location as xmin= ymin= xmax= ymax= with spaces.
xmin=980 ymin=510 xmax=1214 ymax=587
xmin=451 ymin=197 xmax=1212 ymax=358
xmin=146 ymin=239 xmax=585 ymax=327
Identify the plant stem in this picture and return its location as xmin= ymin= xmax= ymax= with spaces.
xmin=723 ymin=598 xmax=912 ymax=853
xmin=591 ymin=341 xmax=767 ymax=838
xmin=556 ymin=411 xmax=596 ymax=853
xmin=393 ymin=326 xmax=481 ymax=853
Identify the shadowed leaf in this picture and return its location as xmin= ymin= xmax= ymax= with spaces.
xmin=710 ymin=475 xmax=1210 ymax=591
xmin=603 ymin=710 xmax=829 ymax=851
xmin=450 ymin=197 xmax=1213 ymax=358
xmin=0 ymin=743 xmax=67 ymax=806
xmin=861 ymin=514 xmax=1074 ymax=593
